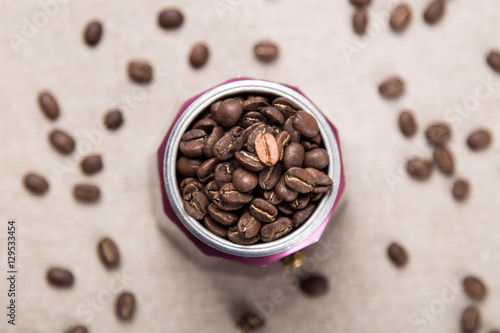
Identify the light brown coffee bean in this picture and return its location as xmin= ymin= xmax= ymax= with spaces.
xmin=24 ymin=173 xmax=49 ymax=195
xmin=387 ymin=242 xmax=408 ymax=267
xmin=426 ymin=122 xmax=451 ymax=145
xmin=378 ymin=76 xmax=405 ymax=98
xmin=128 ymin=60 xmax=153 ymax=83
xmin=463 ymin=276 xmax=487 ymax=301
xmin=390 ymin=3 xmax=412 ymax=32
xmin=47 ymin=267 xmax=74 ymax=287
xmin=73 ymin=184 xmax=100 ymax=203
xmin=83 ymin=20 xmax=103 ymax=46
xmin=398 ymin=110 xmax=417 ymax=137
xmin=406 ymin=158 xmax=433 ymax=180
xmin=80 ymin=154 xmax=103 ymax=175
xmin=487 ymin=51 xmax=500 ymax=73
xmin=49 ymin=129 xmax=75 ymax=154
xmin=116 ymin=292 xmax=136 ymax=320
xmin=353 ymin=9 xmax=368 ymax=35
xmin=189 ymin=43 xmax=209 ymax=68
xmin=38 ymin=91 xmax=59 ymax=120
xmin=254 ymin=41 xmax=279 ymax=63
xmin=452 ymin=179 xmax=470 ymax=202
xmin=467 ymin=129 xmax=491 ymax=151
xmin=460 ymin=307 xmax=480 ymax=333
xmin=424 ymin=0 xmax=445 ymax=25
xmin=255 ymin=132 xmax=279 ymax=166
xmin=97 ymin=237 xmax=120 ymax=268
xmin=433 ymin=146 xmax=454 ymax=175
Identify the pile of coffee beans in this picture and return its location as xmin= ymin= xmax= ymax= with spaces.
xmin=176 ymin=94 xmax=333 ymax=245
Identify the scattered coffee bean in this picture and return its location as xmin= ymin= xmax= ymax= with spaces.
xmin=260 ymin=217 xmax=293 ymax=242
xmin=104 ymin=109 xmax=124 ymax=130
xmin=467 ymin=129 xmax=491 ymax=151
xmin=423 ymin=0 xmax=445 ymax=25
xmin=406 ymin=158 xmax=433 ymax=180
xmin=254 ymin=41 xmax=279 ymax=63
xmin=158 ymin=8 xmax=184 ymax=29
xmin=116 ymin=292 xmax=136 ymax=321
xmin=97 ymin=237 xmax=120 ymax=268
xmin=47 ymin=267 xmax=74 ymax=287
xmin=463 ymin=276 xmax=487 ymax=301
xmin=24 ymin=173 xmax=49 ymax=195
xmin=189 ymin=43 xmax=209 ymax=68
xmin=38 ymin=91 xmax=59 ymax=120
xmin=433 ymin=146 xmax=454 ymax=175
xmin=237 ymin=311 xmax=265 ymax=331
xmin=353 ymin=9 xmax=368 ymax=35
xmin=349 ymin=0 xmax=371 ymax=7
xmin=73 ymin=184 xmax=100 ymax=203
xmin=80 ymin=154 xmax=103 ymax=175
xmin=390 ymin=3 xmax=412 ymax=32
xmin=387 ymin=242 xmax=408 ymax=267
xmin=299 ymin=275 xmax=328 ymax=296
xmin=128 ymin=60 xmax=153 ymax=83
xmin=426 ymin=122 xmax=451 ymax=145
xmin=49 ymin=129 xmax=75 ymax=154
xmin=398 ymin=110 xmax=417 ymax=137
xmin=452 ymin=179 xmax=470 ymax=202
xmin=65 ymin=325 xmax=89 ymax=333
xmin=487 ymin=51 xmax=500 ymax=73
xmin=378 ymin=76 xmax=405 ymax=98
xmin=83 ymin=20 xmax=103 ymax=46
xmin=460 ymin=307 xmax=480 ymax=333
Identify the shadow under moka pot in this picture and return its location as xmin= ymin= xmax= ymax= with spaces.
xmin=157 ymin=78 xmax=345 ymax=266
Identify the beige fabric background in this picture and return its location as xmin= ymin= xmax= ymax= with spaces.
xmin=1 ymin=0 xmax=499 ymax=332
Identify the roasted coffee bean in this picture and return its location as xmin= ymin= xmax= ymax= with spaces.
xmin=283 ymin=142 xmax=305 ymax=169
xmin=277 ymin=201 xmax=294 ymax=215
xmin=176 ymin=156 xmax=203 ymax=178
xmin=227 ymin=226 xmax=260 ymax=245
xmin=285 ymin=167 xmax=315 ymax=193
xmin=246 ymin=124 xmax=274 ymax=153
xmin=193 ymin=118 xmax=217 ymax=132
xmin=254 ymin=41 xmax=279 ymax=63
xmin=49 ymin=129 xmax=75 ymax=154
xmin=275 ymin=175 xmax=299 ymax=202
xmin=406 ymin=158 xmax=433 ymax=180
xmin=180 ymin=178 xmax=197 ymax=193
xmin=116 ymin=292 xmax=135 ymax=320
xmin=214 ymin=98 xmax=243 ymax=128
xmin=467 ymin=129 xmax=491 ymax=151
xmin=74 ymin=184 xmax=100 ymax=202
xmin=260 ymin=217 xmax=293 ymax=242
xmin=349 ymin=0 xmax=371 ymax=7
xmin=203 ymin=181 xmax=220 ymax=201
xmin=235 ymin=151 xmax=265 ymax=172
xmin=258 ymin=165 xmax=282 ymax=190
xmin=249 ymin=198 xmax=278 ymax=223
xmin=255 ymin=132 xmax=279 ymax=166
xmin=310 ymin=192 xmax=324 ymax=202
xmin=301 ymin=140 xmax=319 ymax=151
xmin=80 ymin=154 xmax=103 ymax=175
xmin=272 ymin=97 xmax=300 ymax=118
xmin=179 ymin=129 xmax=207 ymax=158
xmin=452 ymin=179 xmax=470 ymax=202
xmin=189 ymin=43 xmax=209 ymax=68
xmin=203 ymin=216 xmax=227 ymax=238
xmin=426 ymin=122 xmax=451 ymax=145
xmin=387 ymin=242 xmax=408 ymax=267
xmin=433 ymin=146 xmax=454 ymax=175
xmin=487 ymin=51 xmax=500 ymax=73
xmin=204 ymin=126 xmax=223 ymax=157
xmin=83 ymin=20 xmax=103 ymax=46
xmin=423 ymin=0 xmax=445 ymax=24
xmin=242 ymin=111 xmax=268 ymax=128
xmin=276 ymin=131 xmax=291 ymax=161
xmin=38 ymin=91 xmax=59 ymax=120
xmin=463 ymin=276 xmax=487 ymax=301
xmin=299 ymin=275 xmax=328 ymax=296
xmin=398 ymin=110 xmax=417 ymax=137
xmin=237 ymin=311 xmax=265 ymax=331
xmin=353 ymin=9 xmax=368 ymax=35
xmin=197 ymin=157 xmax=217 ymax=183
xmin=378 ymin=76 xmax=405 ymax=98
xmin=213 ymin=127 xmax=244 ymax=160
xmin=207 ymin=203 xmax=238 ymax=226
xmin=291 ymin=203 xmax=315 ymax=227
xmin=243 ymin=96 xmax=269 ymax=111
xmin=263 ymin=189 xmax=283 ymax=205
xmin=220 ymin=183 xmax=253 ymax=204
xmin=460 ymin=307 xmax=480 ymax=333
xmin=289 ymin=193 xmax=310 ymax=210
xmin=305 ymin=168 xmax=333 ymax=193
xmin=47 ymin=267 xmax=74 ymax=287
xmin=183 ymin=191 xmax=208 ymax=220
xmin=237 ymin=212 xmax=262 ymax=238
xmin=128 ymin=60 xmax=153 ymax=83
xmin=97 ymin=237 xmax=120 ymax=268
xmin=24 ymin=173 xmax=49 ymax=195
xmin=292 ymin=111 xmax=319 ymax=139
xmin=214 ymin=162 xmax=235 ymax=187
xmin=158 ymin=8 xmax=183 ymax=29
xmin=261 ymin=106 xmax=285 ymax=125
xmin=233 ymin=167 xmax=259 ymax=192
xmin=390 ymin=3 xmax=412 ymax=32
xmin=283 ymin=117 xmax=301 ymax=142
xmin=242 ymin=122 xmax=265 ymax=143
xmin=104 ymin=109 xmax=124 ymax=130
xmin=183 ymin=180 xmax=204 ymax=197
xmin=304 ymin=148 xmax=329 ymax=170
xmin=65 ymin=325 xmax=88 ymax=333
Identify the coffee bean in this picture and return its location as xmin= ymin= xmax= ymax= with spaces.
xmin=423 ymin=0 xmax=445 ymax=25
xmin=263 ymin=189 xmax=283 ymax=205
xmin=97 ymin=237 xmax=120 ymax=268
xmin=291 ymin=203 xmax=316 ymax=227
xmin=275 ymin=175 xmax=299 ymax=202
xmin=47 ymin=267 xmax=74 ymax=287
xmin=213 ymin=98 xmax=243 ymax=128
xmin=38 ymin=91 xmax=59 ymax=120
xmin=204 ymin=126 xmax=223 ymax=158
xmin=353 ymin=9 xmax=368 ymax=35
xmin=197 ymin=157 xmax=217 ymax=183
xmin=304 ymin=148 xmax=329 ymax=170
xmin=398 ymin=110 xmax=417 ymax=137
xmin=227 ymin=226 xmax=260 ymax=245
xmin=203 ymin=181 xmax=220 ymax=201
xmin=214 ymin=162 xmax=235 ymax=187
xmin=426 ymin=122 xmax=451 ymax=146
xmin=234 ymin=151 xmax=265 ymax=172
xmin=406 ymin=158 xmax=433 ymax=180
xmin=193 ymin=118 xmax=217 ymax=132
xmin=487 ymin=51 xmax=500 ymax=73
xmin=74 ymin=184 xmax=100 ymax=203
xmin=158 ymin=8 xmax=183 ymax=29
xmin=128 ymin=60 xmax=153 ymax=83
xmin=310 ymin=192 xmax=324 ymax=202
xmin=104 ymin=109 xmax=124 ymax=130
xmin=243 ymin=96 xmax=269 ymax=111
xmin=246 ymin=124 xmax=274 ymax=153
xmin=292 ymin=111 xmax=319 ymax=139
xmin=189 ymin=43 xmax=209 ymax=68
xmin=49 ymin=129 xmax=75 ymax=154
xmin=283 ymin=142 xmax=305 ymax=169
xmin=237 ymin=212 xmax=262 ymax=238
xmin=219 ymin=183 xmax=253 ymax=204
xmin=285 ymin=167 xmax=315 ymax=193
xmin=305 ymin=167 xmax=333 ymax=193
xmin=24 ymin=173 xmax=49 ymax=195
xmin=116 ymin=292 xmax=136 ymax=321
xmin=260 ymin=217 xmax=293 ymax=242
xmin=65 ymin=325 xmax=88 ymax=333
xmin=467 ymin=129 xmax=491 ymax=151
xmin=349 ymin=0 xmax=371 ymax=7
xmin=237 ymin=311 xmax=265 ymax=331
xmin=203 ymin=216 xmax=227 ymax=238
xmin=176 ymin=156 xmax=203 ymax=178
xmin=255 ymin=132 xmax=279 ymax=166
xmin=183 ymin=191 xmax=209 ymax=220
xmin=272 ymin=97 xmax=300 ymax=119
xmin=233 ymin=167 xmax=259 ymax=192
xmin=452 ymin=179 xmax=470 ymax=202
xmin=289 ymin=193 xmax=310 ymax=210
xmin=213 ymin=127 xmax=244 ymax=160
xmin=433 ymin=146 xmax=454 ymax=175
xmin=299 ymin=275 xmax=328 ymax=296
xmin=378 ymin=76 xmax=405 ymax=98
xmin=387 ymin=242 xmax=408 ymax=267
xmin=261 ymin=106 xmax=285 ymax=125
xmin=249 ymin=198 xmax=278 ymax=223
xmin=207 ymin=204 xmax=238 ymax=226
xmin=80 ymin=154 xmax=103 ymax=175
xmin=254 ymin=41 xmax=279 ymax=63
xmin=179 ymin=129 xmax=207 ymax=158
xmin=241 ymin=111 xmax=267 ymax=128
xmin=278 ymin=201 xmax=294 ymax=215
xmin=463 ymin=276 xmax=487 ymax=301
xmin=390 ymin=3 xmax=412 ymax=32
xmin=276 ymin=131 xmax=291 ymax=161
xmin=258 ymin=164 xmax=282 ymax=190
xmin=83 ymin=20 xmax=103 ymax=46
xmin=183 ymin=180 xmax=203 ymax=197
xmin=460 ymin=307 xmax=480 ymax=333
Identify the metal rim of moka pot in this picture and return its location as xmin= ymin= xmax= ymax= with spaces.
xmin=163 ymin=79 xmax=342 ymax=258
